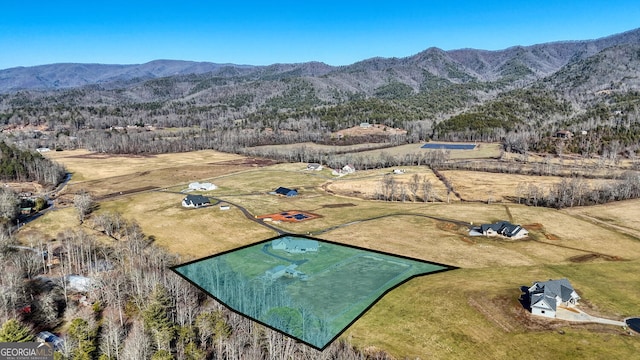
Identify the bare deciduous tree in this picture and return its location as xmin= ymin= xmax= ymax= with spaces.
xmin=73 ymin=191 xmax=94 ymax=224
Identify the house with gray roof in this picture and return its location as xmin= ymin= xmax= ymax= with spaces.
xmin=274 ymin=187 xmax=298 ymax=197
xmin=528 ymin=278 xmax=580 ymax=318
xmin=272 ymin=238 xmax=319 ymax=253
xmin=182 ymin=194 xmax=211 ymax=208
xmin=469 ymin=221 xmax=528 ymax=239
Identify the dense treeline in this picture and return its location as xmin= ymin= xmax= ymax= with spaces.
xmin=0 ymin=141 xmax=65 ymax=186
xmin=516 ymin=172 xmax=640 ymax=208
xmin=3 ymin=79 xmax=640 ymax=159
xmin=177 ymin=258 xmax=333 ymax=348
xmin=0 ymin=214 xmax=393 ymax=359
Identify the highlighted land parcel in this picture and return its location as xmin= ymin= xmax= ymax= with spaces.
xmin=171 ymin=234 xmax=456 ymax=350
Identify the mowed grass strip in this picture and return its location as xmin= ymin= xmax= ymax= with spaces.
xmin=564 ymin=198 xmax=640 ymax=234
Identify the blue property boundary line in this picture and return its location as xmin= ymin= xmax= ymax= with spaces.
xmin=169 ymin=233 xmax=459 ymax=351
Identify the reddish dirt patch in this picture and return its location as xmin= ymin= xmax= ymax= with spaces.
xmin=258 ymin=210 xmax=321 ymax=223
xmin=436 ymin=221 xmax=459 ymax=232
xmin=460 ymin=236 xmax=476 ymax=244
xmin=523 ymin=223 xmax=544 ymax=231
xmin=544 ymin=233 xmax=561 ymax=240
xmin=569 ymin=253 xmax=625 ymax=263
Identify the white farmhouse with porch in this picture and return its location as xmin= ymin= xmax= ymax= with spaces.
xmin=528 ymin=278 xmax=580 ymax=318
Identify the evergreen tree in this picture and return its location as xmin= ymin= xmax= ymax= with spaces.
xmin=142 ymin=285 xmax=175 ymax=351
xmin=68 ymin=318 xmax=97 ymax=360
xmin=0 ymin=319 xmax=35 ymax=342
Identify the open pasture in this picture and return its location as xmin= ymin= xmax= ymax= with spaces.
xmin=346 ymin=260 xmax=640 ymax=359
xmin=44 ymin=149 xmax=244 ymax=181
xmin=21 ymin=149 xmax=640 ymax=358
xmin=96 ymin=191 xmax=275 ymax=259
xmin=440 ymin=170 xmax=617 ymax=202
xmin=246 ymin=142 xmax=388 ymax=154
xmin=354 ymin=142 xmax=502 ymax=160
xmin=564 ymin=198 xmax=640 ymax=237
xmin=325 ymin=167 xmax=449 ymax=201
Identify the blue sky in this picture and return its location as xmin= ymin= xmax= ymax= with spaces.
xmin=1 ymin=1 xmax=639 ymax=69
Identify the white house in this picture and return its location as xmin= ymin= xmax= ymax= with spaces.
xmin=528 ymin=278 xmax=580 ymax=318
xmin=342 ymin=164 xmax=356 ymax=174
xmin=307 ymin=163 xmax=323 ymax=171
xmin=188 ymin=182 xmax=217 ymax=191
xmin=469 ymin=221 xmax=528 ymax=239
xmin=271 ymin=238 xmax=319 ymax=253
xmin=393 ymin=169 xmax=405 ymax=174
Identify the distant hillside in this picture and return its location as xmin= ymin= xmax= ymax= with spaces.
xmin=0 ymin=60 xmax=256 ymax=93
xmin=2 ymin=28 xmax=640 ymax=157
xmin=2 ymin=28 xmax=639 ymax=94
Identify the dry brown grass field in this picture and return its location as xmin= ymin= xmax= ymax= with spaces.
xmin=564 ymin=198 xmax=640 ymax=236
xmin=44 ymin=149 xmax=244 ymax=181
xmin=246 ymin=142 xmax=387 ymax=154
xmin=441 ymin=170 xmax=617 ymax=202
xmin=249 ymin=142 xmax=502 ymax=161
xmin=95 ymin=191 xmax=275 ymax=259
xmin=324 ymin=167 xmax=450 ymax=200
xmin=355 ymin=142 xmax=502 ymax=160
xmin=19 ymin=150 xmax=640 ymax=359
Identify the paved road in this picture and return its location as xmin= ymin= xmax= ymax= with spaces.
xmin=555 ymin=307 xmax=626 ymax=326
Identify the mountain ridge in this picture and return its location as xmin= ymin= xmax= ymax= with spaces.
xmin=2 ymin=28 xmax=639 ymax=93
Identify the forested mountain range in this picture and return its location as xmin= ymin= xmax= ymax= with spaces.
xmin=1 ymin=28 xmax=640 ymax=156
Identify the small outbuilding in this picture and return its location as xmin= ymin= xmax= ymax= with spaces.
xmin=182 ymin=194 xmax=211 ymax=208
xmin=528 ymin=278 xmax=580 ymax=318
xmin=555 ymin=130 xmax=573 ymax=139
xmin=265 ymin=265 xmax=288 ymax=280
